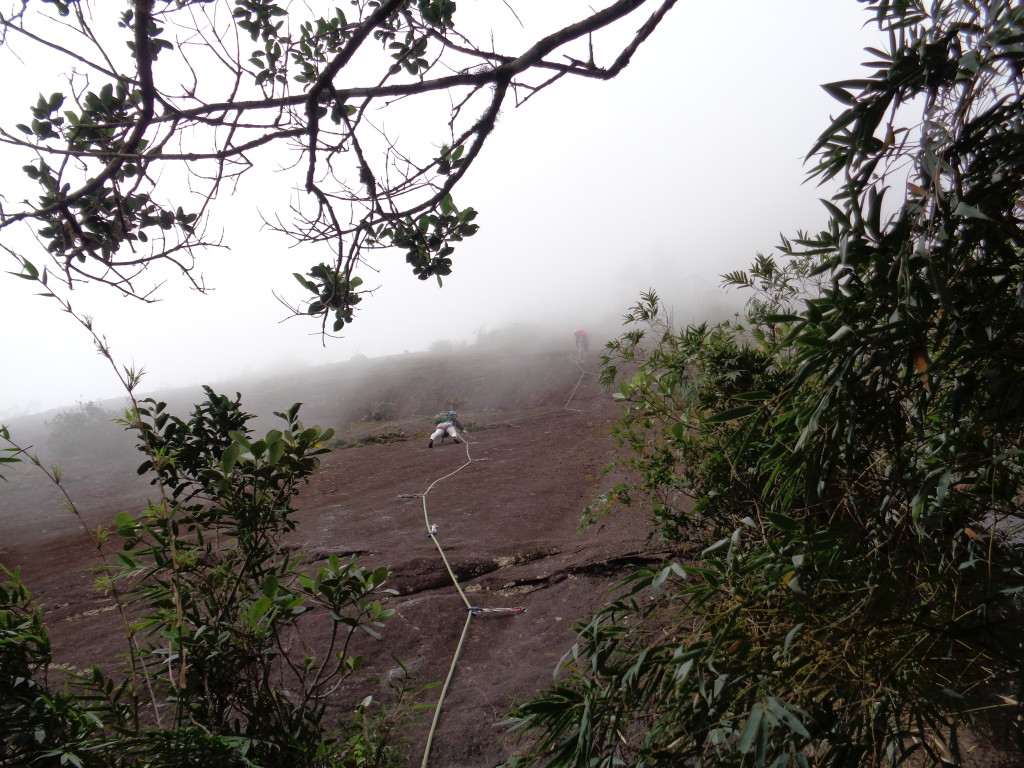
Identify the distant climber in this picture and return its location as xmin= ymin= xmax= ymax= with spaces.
xmin=429 ymin=411 xmax=464 ymax=448
xmin=573 ymin=329 xmax=590 ymax=361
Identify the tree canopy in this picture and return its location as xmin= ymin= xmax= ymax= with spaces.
xmin=0 ymin=0 xmax=676 ymax=332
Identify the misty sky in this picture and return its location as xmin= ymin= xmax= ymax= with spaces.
xmin=0 ymin=1 xmax=886 ymax=418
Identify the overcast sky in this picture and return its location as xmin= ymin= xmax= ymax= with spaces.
xmin=0 ymin=1 xmax=885 ymax=418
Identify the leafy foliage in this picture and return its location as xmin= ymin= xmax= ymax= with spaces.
xmin=0 ymin=566 xmax=97 ymax=768
xmin=1 ymin=390 xmax=412 ymax=767
xmin=0 ymin=0 xmax=678 ymax=333
xmin=503 ymin=2 xmax=1024 ymax=766
xmin=0 ymin=425 xmax=22 ymax=480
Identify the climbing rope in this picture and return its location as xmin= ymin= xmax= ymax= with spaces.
xmin=418 ymin=431 xmax=528 ymax=767
xmin=494 ymin=352 xmax=593 ymax=428
xmin=416 ymin=350 xmax=594 ymax=767
xmin=562 ymin=353 xmax=588 ymax=411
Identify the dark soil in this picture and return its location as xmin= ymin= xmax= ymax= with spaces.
xmin=1 ymin=341 xmax=666 ymax=768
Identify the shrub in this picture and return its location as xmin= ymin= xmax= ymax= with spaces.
xmin=366 ymin=401 xmax=397 ymax=422
xmin=503 ymin=5 xmax=1024 ymax=765
xmin=505 ymin=284 xmax=1024 ymax=767
xmin=336 ymin=430 xmax=408 ymax=449
xmin=45 ymin=401 xmax=129 ymax=458
xmin=2 ymin=389 xmax=410 ymax=767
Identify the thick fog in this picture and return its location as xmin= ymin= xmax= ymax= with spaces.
xmin=1 ymin=2 xmax=884 ymax=418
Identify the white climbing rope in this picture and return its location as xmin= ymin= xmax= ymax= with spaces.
xmin=416 ymin=352 xmax=594 ymax=767
xmin=562 ymin=354 xmax=587 ymax=410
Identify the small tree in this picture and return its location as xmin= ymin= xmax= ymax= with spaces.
xmin=2 ymin=389 xmax=407 ymax=767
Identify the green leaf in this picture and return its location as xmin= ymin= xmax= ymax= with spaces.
xmin=250 ymin=596 xmax=272 ymax=621
xmin=705 ymin=405 xmax=758 ymax=424
xmin=266 ymin=439 xmax=285 ymax=465
xmin=827 ymin=325 xmax=855 ymax=342
xmin=702 ymin=538 xmax=730 ymax=556
xmin=953 ymin=201 xmax=990 ymax=220
xmin=782 ymin=623 xmax=804 ymax=652
xmin=795 ymin=334 xmax=825 ymax=347
xmin=228 ymin=430 xmax=251 ymax=450
xmin=821 ymin=82 xmax=855 ymax=104
xmin=763 ymin=511 xmax=798 ymax=531
xmin=651 ymin=564 xmax=676 ymax=595
xmin=765 ymin=696 xmax=811 ymax=738
xmin=733 ymin=390 xmax=772 ymax=402
xmin=222 ymin=442 xmax=240 ymax=472
xmin=738 ymin=701 xmax=765 ymax=753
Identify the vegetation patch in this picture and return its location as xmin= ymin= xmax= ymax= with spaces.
xmin=365 ymin=401 xmax=397 ymax=422
xmin=502 ymin=5 xmax=1024 ymax=766
xmin=461 ymin=421 xmax=512 ymax=433
xmin=494 ymin=548 xmax=560 ymax=569
xmin=336 ymin=430 xmax=409 ymax=449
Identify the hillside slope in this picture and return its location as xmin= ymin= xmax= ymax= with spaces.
xmin=0 ymin=342 xmax=665 ymax=767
